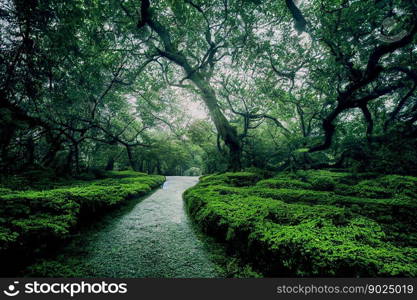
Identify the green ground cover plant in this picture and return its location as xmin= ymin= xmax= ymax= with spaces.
xmin=184 ymin=170 xmax=417 ymax=276
xmin=0 ymin=171 xmax=165 ymax=275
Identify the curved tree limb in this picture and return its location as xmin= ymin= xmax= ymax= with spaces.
xmin=309 ymin=18 xmax=417 ymax=152
xmin=285 ymin=0 xmax=307 ymax=33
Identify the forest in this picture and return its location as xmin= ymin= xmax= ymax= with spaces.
xmin=1 ymin=0 xmax=417 ymax=278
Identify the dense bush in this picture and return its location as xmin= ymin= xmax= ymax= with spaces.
xmin=184 ymin=167 xmax=202 ymax=176
xmin=199 ymin=172 xmax=264 ymax=187
xmin=256 ymin=179 xmax=312 ymax=190
xmin=184 ymin=170 xmax=417 ymax=277
xmin=0 ymin=171 xmax=165 ymax=275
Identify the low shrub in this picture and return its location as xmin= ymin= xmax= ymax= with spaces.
xmin=372 ymin=175 xmax=417 ymax=198
xmin=24 ymin=259 xmax=92 ymax=277
xmin=184 ymin=171 xmax=417 ymax=277
xmin=256 ymin=179 xmax=312 ymax=190
xmin=62 ymin=183 xmax=151 ymax=216
xmin=199 ymin=172 xmax=263 ymax=187
xmin=0 ymin=188 xmax=12 ymax=195
xmin=333 ymin=177 xmax=416 ymax=199
xmin=0 ymin=171 xmax=165 ymax=275
xmin=294 ymin=170 xmax=379 ymax=186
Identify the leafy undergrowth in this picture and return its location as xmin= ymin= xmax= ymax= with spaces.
xmin=0 ymin=170 xmax=165 ymax=275
xmin=183 ymin=170 xmax=417 ymax=277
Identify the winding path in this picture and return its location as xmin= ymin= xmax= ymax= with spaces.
xmin=48 ymin=176 xmax=225 ymax=278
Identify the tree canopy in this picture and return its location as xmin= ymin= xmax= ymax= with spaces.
xmin=1 ymin=0 xmax=416 ymax=175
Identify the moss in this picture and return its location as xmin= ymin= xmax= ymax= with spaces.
xmin=184 ymin=170 xmax=417 ymax=277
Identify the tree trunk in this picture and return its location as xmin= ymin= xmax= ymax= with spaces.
xmin=105 ymin=155 xmax=115 ymax=171
xmin=65 ymin=148 xmax=74 ymax=174
xmin=126 ymin=145 xmax=137 ymax=171
xmin=138 ymin=159 xmax=144 ymax=172
xmin=156 ymin=160 xmax=161 ymax=174
xmin=188 ymin=73 xmax=241 ymax=171
xmin=24 ymin=137 xmax=35 ymax=167
xmin=43 ymin=136 xmax=62 ymax=168
xmin=137 ymin=2 xmax=241 ymax=171
xmin=0 ymin=123 xmax=16 ymax=172
xmin=74 ymin=143 xmax=80 ymax=174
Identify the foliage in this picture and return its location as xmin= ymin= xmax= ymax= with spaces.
xmin=1 ymin=0 xmax=416 ymax=175
xmin=0 ymin=171 xmax=164 ymax=275
xmin=184 ymin=170 xmax=417 ymax=276
xmin=184 ymin=167 xmax=202 ymax=176
xmin=1 ymin=0 xmax=417 ymax=278
xmin=199 ymin=172 xmax=264 ymax=187
xmin=256 ymin=178 xmax=312 ymax=190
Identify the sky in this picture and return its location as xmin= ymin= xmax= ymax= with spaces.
xmin=181 ymin=98 xmax=208 ymax=120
